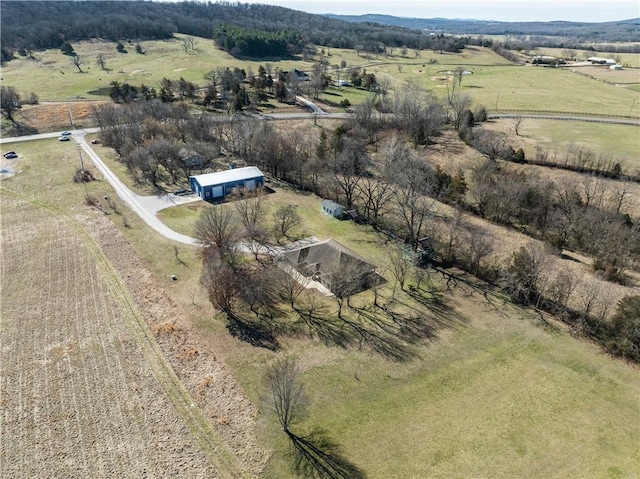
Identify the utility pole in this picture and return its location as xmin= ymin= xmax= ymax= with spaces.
xmin=77 ymin=145 xmax=89 ymax=201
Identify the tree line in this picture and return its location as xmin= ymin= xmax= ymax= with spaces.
xmin=213 ymin=24 xmax=303 ymax=57
xmin=327 ymin=14 xmax=640 ymax=43
xmin=1 ymin=1 xmax=466 ymax=60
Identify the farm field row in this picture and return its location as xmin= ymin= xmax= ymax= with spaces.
xmin=0 ymin=192 xmax=217 ymax=478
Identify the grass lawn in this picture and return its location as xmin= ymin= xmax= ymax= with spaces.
xmin=158 ymin=180 xmax=383 ymax=259
xmin=288 ymin=299 xmax=640 ymax=479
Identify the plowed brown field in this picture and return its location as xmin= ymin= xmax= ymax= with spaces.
xmin=0 ymin=191 xmax=264 ymax=478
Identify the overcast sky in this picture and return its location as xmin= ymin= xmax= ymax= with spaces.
xmin=235 ymin=0 xmax=639 ymax=22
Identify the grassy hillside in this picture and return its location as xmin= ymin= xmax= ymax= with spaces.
xmin=0 ymin=35 xmax=314 ymax=101
xmin=2 ymin=37 xmax=639 ymax=120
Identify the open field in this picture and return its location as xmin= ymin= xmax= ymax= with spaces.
xmin=569 ymin=65 xmax=640 ymax=86
xmin=486 ymin=118 xmax=640 ymax=170
xmin=3 ymin=37 xmax=639 ymax=119
xmin=294 ymin=294 xmax=640 ymax=479
xmin=0 ymin=193 xmax=221 ymax=478
xmin=0 ymin=139 xmax=266 ymax=478
xmin=0 ymin=35 xmax=315 ymax=101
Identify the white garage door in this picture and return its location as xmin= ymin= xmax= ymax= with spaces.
xmin=246 ymin=179 xmax=256 ymax=191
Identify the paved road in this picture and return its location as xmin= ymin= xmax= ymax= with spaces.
xmin=488 ymin=113 xmax=640 ymax=126
xmin=0 ymin=127 xmax=100 ymax=144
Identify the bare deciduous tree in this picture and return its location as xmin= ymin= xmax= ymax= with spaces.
xmin=181 ymin=35 xmax=198 ymax=53
xmin=234 ymin=187 xmax=264 ymax=229
xmin=355 ymin=177 xmax=393 ymax=225
xmin=72 ymin=54 xmax=84 ymax=73
xmin=327 ymin=258 xmax=369 ymax=317
xmin=200 ymin=250 xmax=239 ymax=316
xmin=272 ymin=206 xmax=301 ymax=242
xmin=506 ymin=243 xmax=554 ymax=306
xmin=331 ymin=138 xmax=369 ymax=209
xmin=385 ymin=139 xmax=438 ymax=250
xmin=547 ymin=269 xmax=582 ymax=312
xmin=96 ymin=53 xmax=107 ymax=70
xmin=0 ymin=85 xmax=20 ymax=123
xmin=195 ymin=206 xmax=242 ymax=255
xmin=447 ymin=81 xmax=472 ymax=130
xmin=472 ymin=129 xmax=510 ymax=161
xmin=513 ymin=115 xmax=524 ymax=136
xmin=462 ymin=228 xmax=494 ymax=276
xmin=387 ymin=245 xmax=411 ymax=296
xmin=274 ymin=263 xmax=309 ymax=309
xmin=263 ymin=357 xmax=307 ymax=432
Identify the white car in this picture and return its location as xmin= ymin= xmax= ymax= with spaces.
xmin=58 ymin=136 xmax=71 ymax=142
xmin=61 ymin=131 xmax=72 ymax=136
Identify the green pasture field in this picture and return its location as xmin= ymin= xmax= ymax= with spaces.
xmin=4 ymin=137 xmax=640 ymax=478
xmin=289 ymin=303 xmax=640 ymax=479
xmin=515 ymin=120 xmax=640 ymax=169
xmin=3 ymin=37 xmax=639 ymax=119
xmin=432 ymin=65 xmax=636 ymax=117
xmin=334 ymin=47 xmax=639 ymax=117
xmin=0 ymin=34 xmax=315 ymax=101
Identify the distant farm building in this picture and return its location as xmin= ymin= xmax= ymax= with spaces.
xmin=532 ymin=55 xmax=561 ymax=65
xmin=288 ymin=68 xmax=309 ymax=81
xmin=279 ymin=239 xmax=378 ymax=293
xmin=587 ymin=57 xmax=616 ymax=65
xmin=189 ymin=166 xmax=264 ymax=200
xmin=321 ymin=199 xmax=344 ymax=218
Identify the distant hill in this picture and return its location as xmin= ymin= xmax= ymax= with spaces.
xmin=0 ymin=1 xmax=438 ymax=54
xmin=324 ymin=14 xmax=640 ymax=42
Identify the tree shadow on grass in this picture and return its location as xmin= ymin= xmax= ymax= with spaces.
xmin=226 ymin=313 xmax=280 ymax=351
xmin=286 ymin=428 xmax=367 ymax=479
xmin=295 ymin=305 xmax=358 ymax=349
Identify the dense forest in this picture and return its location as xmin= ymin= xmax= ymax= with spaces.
xmin=0 ymin=1 xmax=465 ymax=57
